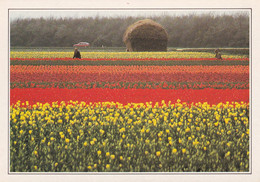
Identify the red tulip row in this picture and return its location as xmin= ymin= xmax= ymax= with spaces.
xmin=10 ymin=65 xmax=249 ymax=83
xmin=10 ymin=88 xmax=249 ymax=106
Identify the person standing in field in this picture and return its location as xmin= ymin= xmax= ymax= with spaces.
xmin=73 ymin=48 xmax=81 ymax=59
xmin=214 ymin=48 xmax=222 ymax=60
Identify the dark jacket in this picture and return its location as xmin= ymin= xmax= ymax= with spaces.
xmin=73 ymin=50 xmax=81 ymax=59
xmin=214 ymin=49 xmax=222 ymax=59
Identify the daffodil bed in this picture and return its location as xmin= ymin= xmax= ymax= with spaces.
xmin=10 ymin=51 xmax=250 ymax=172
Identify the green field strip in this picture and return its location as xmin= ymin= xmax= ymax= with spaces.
xmin=10 ymin=60 xmax=249 ymax=66
xmin=10 ymin=81 xmax=249 ymax=89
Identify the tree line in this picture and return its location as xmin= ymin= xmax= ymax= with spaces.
xmin=10 ymin=14 xmax=249 ymax=48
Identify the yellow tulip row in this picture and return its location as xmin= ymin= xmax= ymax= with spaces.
xmin=10 ymin=101 xmax=249 ymax=172
xmin=10 ymin=51 xmax=248 ymax=59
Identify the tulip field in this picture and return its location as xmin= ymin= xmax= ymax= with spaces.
xmin=10 ymin=50 xmax=250 ymax=172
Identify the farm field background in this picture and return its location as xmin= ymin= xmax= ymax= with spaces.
xmin=10 ymin=48 xmax=250 ymax=172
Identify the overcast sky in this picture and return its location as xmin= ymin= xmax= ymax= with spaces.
xmin=9 ymin=9 xmax=250 ymax=21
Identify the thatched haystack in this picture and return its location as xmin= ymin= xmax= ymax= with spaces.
xmin=123 ymin=19 xmax=168 ymax=52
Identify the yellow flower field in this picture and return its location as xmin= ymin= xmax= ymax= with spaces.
xmin=10 ymin=51 xmax=248 ymax=59
xmin=10 ymin=101 xmax=249 ymax=172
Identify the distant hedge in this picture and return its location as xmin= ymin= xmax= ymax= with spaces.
xmin=10 ymin=14 xmax=249 ymax=48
